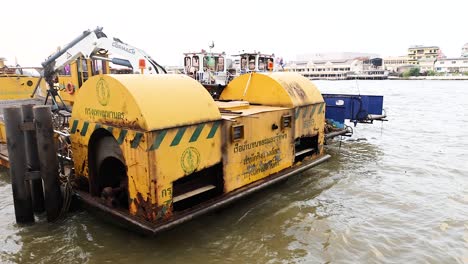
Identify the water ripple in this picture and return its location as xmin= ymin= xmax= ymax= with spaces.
xmin=0 ymin=81 xmax=467 ymax=263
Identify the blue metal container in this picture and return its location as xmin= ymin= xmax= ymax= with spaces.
xmin=323 ymin=94 xmax=384 ymax=126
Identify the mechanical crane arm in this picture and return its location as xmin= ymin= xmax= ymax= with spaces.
xmin=41 ymin=27 xmax=166 ymax=88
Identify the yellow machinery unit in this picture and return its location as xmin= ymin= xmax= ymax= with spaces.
xmin=70 ymin=74 xmax=222 ymax=221
xmin=220 ymin=72 xmax=326 ymax=163
xmin=69 ymin=72 xmax=329 ymax=234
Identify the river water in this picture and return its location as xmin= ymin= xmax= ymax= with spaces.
xmin=1 ymin=80 xmax=467 ymax=263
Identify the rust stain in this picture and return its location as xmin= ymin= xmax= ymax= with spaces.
xmin=133 ymin=192 xmax=157 ymax=221
xmin=101 ymin=118 xmax=143 ymax=131
xmin=157 ymin=201 xmax=173 ymax=220
xmin=131 ymin=192 xmax=172 ymax=222
xmin=279 ymin=80 xmax=308 ymax=102
xmin=0 ymin=157 xmax=9 ymax=168
xmin=152 ymin=178 xmax=158 ymax=205
xmin=80 ymin=159 xmax=86 ymax=176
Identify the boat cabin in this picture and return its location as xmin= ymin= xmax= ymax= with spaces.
xmin=183 ymin=50 xmax=229 ymax=85
xmin=234 ymin=52 xmax=275 ymax=74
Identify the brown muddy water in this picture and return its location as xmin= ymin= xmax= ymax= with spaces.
xmin=1 ymin=80 xmax=467 ymax=263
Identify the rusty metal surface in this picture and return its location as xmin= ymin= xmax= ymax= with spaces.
xmin=75 ymin=154 xmax=330 ymax=236
xmin=0 ymin=143 xmax=9 ymax=168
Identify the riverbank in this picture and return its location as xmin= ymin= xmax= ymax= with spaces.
xmin=389 ymin=75 xmax=468 ymax=80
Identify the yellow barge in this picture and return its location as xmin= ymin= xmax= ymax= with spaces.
xmin=67 ymin=72 xmax=330 ymax=234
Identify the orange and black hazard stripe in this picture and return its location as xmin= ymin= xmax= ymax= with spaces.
xmin=70 ymin=120 xmax=221 ymax=151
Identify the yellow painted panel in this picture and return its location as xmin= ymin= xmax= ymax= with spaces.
xmin=223 ymin=109 xmax=295 ymax=192
xmin=120 ymin=130 xmax=151 ymax=219
xmin=57 ymin=76 xmax=77 ymax=104
xmin=69 ymin=121 xmax=113 ymax=178
xmin=72 ymin=74 xmax=221 ymax=131
xmin=293 ymin=102 xmax=326 ymax=156
xmin=220 ymin=72 xmax=324 ymax=107
xmin=71 ymin=75 xmax=147 ymax=130
xmin=150 ymin=122 xmax=223 ymax=207
xmin=294 ymin=102 xmax=326 ymax=139
xmin=0 ymin=75 xmax=43 ymax=100
xmin=116 ymin=74 xmax=221 ymax=130
xmin=220 ymin=73 xmax=293 ymax=106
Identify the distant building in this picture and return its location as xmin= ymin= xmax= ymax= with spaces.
xmin=296 ymin=52 xmax=379 ymax=62
xmin=418 ymin=58 xmax=436 ymax=72
xmin=407 ymin=45 xmax=440 ymax=65
xmin=462 ymin=43 xmax=468 ymax=57
xmin=383 ymin=56 xmax=410 ymax=72
xmin=434 ymin=58 xmax=468 ymax=74
xmin=285 ymin=59 xmax=360 ymax=80
xmin=285 ymin=57 xmax=387 ymax=80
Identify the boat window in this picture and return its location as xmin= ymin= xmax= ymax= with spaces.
xmin=77 ymin=58 xmax=89 ymax=87
xmin=248 ymin=55 xmax=256 ymax=71
xmin=204 ymin=56 xmax=215 ymax=71
xmin=91 ymin=59 xmax=106 ymax=75
xmin=59 ymin=64 xmax=71 ymax=76
xmin=102 ymin=61 xmax=108 ymax=74
xmin=79 ymin=59 xmax=88 ymax=73
xmin=216 ymin=57 xmax=224 ymax=72
xmin=192 ymin=56 xmax=199 ymax=67
xmin=241 ymin=57 xmax=247 ymax=70
xmin=184 ymin=56 xmax=191 ymax=67
xmin=184 ymin=56 xmax=191 ymax=73
xmin=258 ymin=58 xmax=265 ymax=70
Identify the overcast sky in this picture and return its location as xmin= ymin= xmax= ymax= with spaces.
xmin=1 ymin=0 xmax=466 ymax=67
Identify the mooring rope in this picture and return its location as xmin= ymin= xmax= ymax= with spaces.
xmin=52 ymin=171 xmax=74 ymax=222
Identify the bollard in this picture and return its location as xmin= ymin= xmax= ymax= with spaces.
xmin=4 ymin=106 xmax=35 ymax=224
xmin=33 ymin=105 xmax=62 ymax=222
xmin=21 ymin=104 xmax=45 ymax=214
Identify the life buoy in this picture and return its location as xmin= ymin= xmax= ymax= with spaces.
xmin=66 ymin=82 xmax=75 ymax=94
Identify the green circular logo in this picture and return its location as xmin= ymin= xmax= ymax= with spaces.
xmin=96 ymin=78 xmax=110 ymax=106
xmin=181 ymin=147 xmax=200 ymax=174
